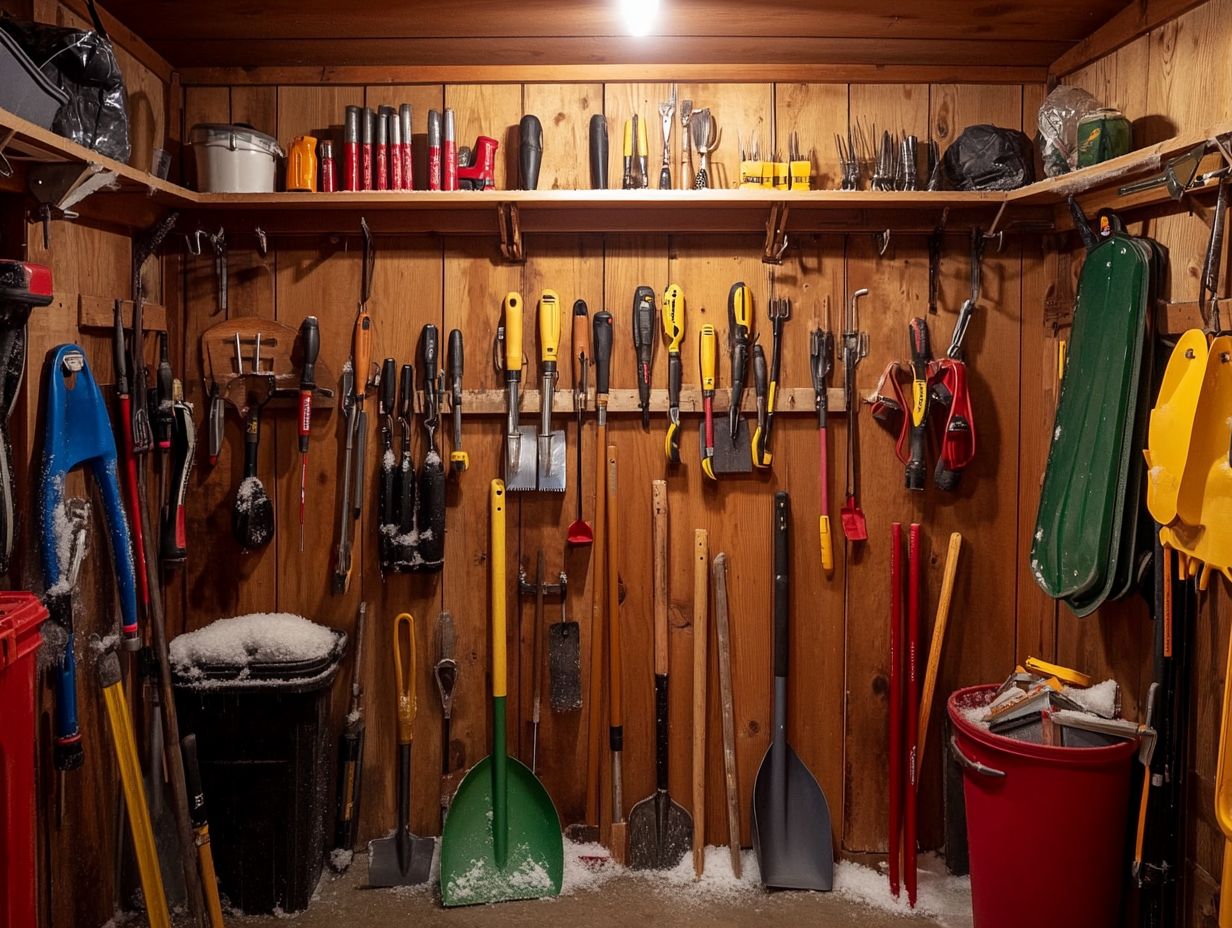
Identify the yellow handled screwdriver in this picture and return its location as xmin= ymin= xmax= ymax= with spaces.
xmin=622 ymin=118 xmax=634 ymax=189
xmin=699 ymin=324 xmax=717 ymax=480
xmin=663 ymin=284 xmax=685 ymax=463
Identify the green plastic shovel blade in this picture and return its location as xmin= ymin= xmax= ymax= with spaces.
xmin=439 ymin=697 xmax=563 ymax=906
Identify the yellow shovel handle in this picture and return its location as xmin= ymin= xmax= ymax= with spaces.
xmin=393 ymin=612 xmax=417 ymax=743
xmin=538 ymin=290 xmax=560 ymax=363
xmin=503 ymin=293 xmax=523 ymax=374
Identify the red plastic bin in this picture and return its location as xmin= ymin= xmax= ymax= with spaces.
xmin=1 ymin=592 xmax=50 ymax=928
xmin=948 ymin=684 xmax=1137 ymax=928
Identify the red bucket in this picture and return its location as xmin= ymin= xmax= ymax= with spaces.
xmin=948 ymin=684 xmax=1137 ymax=928
xmin=0 ymin=592 xmax=49 ymax=928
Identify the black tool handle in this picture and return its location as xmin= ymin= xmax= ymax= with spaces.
xmin=380 ymin=357 xmax=397 ymax=417
xmin=773 ymin=491 xmax=789 ymax=678
xmin=753 ymin=343 xmax=767 ymax=403
xmin=730 ymin=338 xmax=748 ymax=416
xmin=667 ymin=351 xmax=681 ymax=409
xmin=353 ymin=409 xmax=367 ymax=519
xmin=448 ymin=328 xmax=464 ymax=401
xmin=156 ymin=333 xmax=173 ymax=447
xmin=398 ymin=364 xmax=416 ymax=532
xmin=593 ymin=311 xmax=613 ymax=395
xmin=400 ymin=361 xmax=415 ymax=421
xmin=589 ymin=114 xmax=608 ymax=189
xmin=520 ymin=114 xmax=543 ymax=190
xmin=181 ymin=733 xmax=208 ymax=830
xmin=654 ymin=672 xmax=669 ymax=790
xmin=334 ymin=726 xmax=364 ymax=850
xmin=300 ymin=315 xmax=320 ymax=389
xmin=660 ymin=163 xmax=671 ymax=190
xmin=906 ymin=318 xmax=930 ymax=491
xmin=244 ymin=408 xmax=260 ymax=478
xmin=420 ymin=324 xmax=440 ymax=417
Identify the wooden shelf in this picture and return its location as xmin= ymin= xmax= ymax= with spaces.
xmin=4 ymin=105 xmax=1230 ymax=237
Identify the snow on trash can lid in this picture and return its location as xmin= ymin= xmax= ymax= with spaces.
xmin=170 ymin=612 xmax=347 ymax=691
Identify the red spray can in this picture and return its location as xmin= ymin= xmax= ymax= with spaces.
xmin=387 ymin=107 xmax=403 ymax=190
xmin=399 ymin=104 xmax=413 ymax=190
xmin=319 ymin=139 xmax=337 ymax=192
xmin=427 ymin=110 xmax=442 ymax=191
xmin=361 ymin=106 xmax=375 ymax=191
xmin=343 ymin=106 xmax=360 ymax=191
xmin=443 ymin=107 xmax=458 ymax=191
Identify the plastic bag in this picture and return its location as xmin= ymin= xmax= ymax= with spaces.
xmin=1038 ymin=85 xmax=1101 ymax=177
xmin=0 ymin=0 xmax=130 ymax=163
xmin=934 ymin=125 xmax=1035 ymax=192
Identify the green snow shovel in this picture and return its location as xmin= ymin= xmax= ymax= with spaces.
xmin=751 ymin=491 xmax=834 ymax=891
xmin=439 ymin=479 xmax=563 ymax=905
xmin=368 ymin=612 xmax=434 ymax=887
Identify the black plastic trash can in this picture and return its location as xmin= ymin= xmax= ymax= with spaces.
xmin=171 ymin=614 xmax=347 ymax=915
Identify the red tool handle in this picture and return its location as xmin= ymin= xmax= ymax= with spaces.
xmin=117 ymin=393 xmax=150 ymax=613
xmin=888 ymin=521 xmax=902 ymax=898
xmin=905 ymin=522 xmax=921 ymax=908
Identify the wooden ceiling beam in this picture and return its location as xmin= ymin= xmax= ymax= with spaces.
xmin=1050 ymin=0 xmax=1208 ymax=78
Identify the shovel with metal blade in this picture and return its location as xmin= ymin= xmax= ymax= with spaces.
xmin=537 ymin=290 xmax=567 ymax=491
xmin=840 ymin=288 xmax=869 ymax=542
xmin=629 ymin=481 xmax=693 ymax=869
xmin=752 ymin=492 xmax=834 ymax=891
xmin=502 ymin=293 xmax=538 ymax=491
xmin=368 ymin=612 xmax=435 ymax=887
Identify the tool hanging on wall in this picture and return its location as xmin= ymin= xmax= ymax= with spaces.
xmin=904 ymin=523 xmax=921 ymax=906
xmin=658 ymin=86 xmax=675 ymax=188
xmin=568 ymin=300 xmax=593 ymax=545
xmin=712 ymin=552 xmax=742 ymax=878
xmin=112 ymin=302 xmax=151 ymax=618
xmin=628 ymin=481 xmax=692 ymax=871
xmin=332 ymin=603 xmax=367 ymax=869
xmin=752 ymin=343 xmax=768 ymax=468
xmin=519 ymin=553 xmax=568 ymax=770
xmin=811 ymin=303 xmax=835 ymax=572
xmin=447 ymin=329 xmax=468 ymax=474
xmin=698 ymin=323 xmax=717 ymax=480
xmin=906 ymin=317 xmax=933 ymax=491
xmin=434 ymin=611 xmax=459 ymax=829
xmin=607 ymin=444 xmax=627 ymax=864
xmin=0 ymin=262 xmax=51 ymax=573
xmin=502 ymin=292 xmax=537 ymax=491
xmin=369 ymin=613 xmax=435 ymax=887
xmin=691 ymin=527 xmax=708 ymax=878
xmin=840 ymin=288 xmax=870 ymax=541
xmin=753 ymin=285 xmax=790 ymax=468
xmin=297 ymin=316 xmax=319 ymax=552
xmin=417 ymin=325 xmax=446 ymax=568
xmin=230 ymin=333 xmax=276 ymax=551
xmin=632 ymin=285 xmax=657 ymax=430
xmin=714 ymin=282 xmax=752 ymax=474
xmin=579 ymin=310 xmax=613 ymax=841
xmin=662 ymin=284 xmax=684 ymax=462
xmin=379 ymin=360 xmax=414 ymax=573
xmin=159 ymin=380 xmax=195 ymax=569
xmin=537 ymin=292 xmax=567 ymax=491
xmin=333 ymin=221 xmax=375 ymax=593
xmin=439 ymin=480 xmax=563 ymax=905
xmin=752 ymin=492 xmax=834 ymax=891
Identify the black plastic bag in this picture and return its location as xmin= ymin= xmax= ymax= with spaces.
xmin=934 ymin=124 xmax=1034 ymax=192
xmin=0 ymin=0 xmax=130 ymax=163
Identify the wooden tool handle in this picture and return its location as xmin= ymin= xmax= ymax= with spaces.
xmin=652 ymin=480 xmax=669 ymax=675
xmin=692 ymin=527 xmax=709 ymax=879
xmin=393 ymin=612 xmax=417 ymax=744
xmin=917 ymin=531 xmax=961 ymax=775
xmin=353 ymin=311 xmax=372 ymax=398
xmin=607 ymin=445 xmax=622 ymax=728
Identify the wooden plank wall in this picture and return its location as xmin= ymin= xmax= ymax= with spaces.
xmin=1059 ymin=0 xmax=1232 ymax=922
xmin=172 ymin=77 xmax=1046 ymax=871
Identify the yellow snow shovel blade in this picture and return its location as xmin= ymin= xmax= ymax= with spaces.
xmin=1145 ymin=328 xmax=1208 ymax=527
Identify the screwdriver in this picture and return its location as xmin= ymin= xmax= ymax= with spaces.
xmin=632 ymin=286 xmax=656 ymax=430
xmin=298 ymin=316 xmax=320 ymax=552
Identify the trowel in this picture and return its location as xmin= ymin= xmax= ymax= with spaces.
xmin=712 ymin=282 xmax=753 ymax=475
xmin=537 ymin=290 xmax=567 ymax=491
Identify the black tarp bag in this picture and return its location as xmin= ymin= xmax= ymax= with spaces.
xmin=932 ymin=124 xmax=1034 ymax=192
xmin=0 ymin=0 xmax=130 ymax=163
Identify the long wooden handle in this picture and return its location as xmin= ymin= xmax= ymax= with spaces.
xmin=692 ymin=527 xmax=709 ymax=879
xmin=916 ymin=532 xmax=962 ymax=775
xmin=607 ymin=445 xmax=621 ymax=729
xmin=584 ymin=419 xmax=607 ymax=827
xmin=712 ymin=551 xmax=742 ymax=879
xmin=393 ymin=612 xmax=417 ymax=744
xmin=652 ymin=480 xmax=669 ymax=675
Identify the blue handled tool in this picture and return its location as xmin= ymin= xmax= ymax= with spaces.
xmin=41 ymin=345 xmax=140 ymax=770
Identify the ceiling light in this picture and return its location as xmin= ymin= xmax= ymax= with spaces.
xmin=620 ymin=0 xmax=660 ymax=36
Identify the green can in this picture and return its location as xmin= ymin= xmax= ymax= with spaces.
xmin=1077 ymin=108 xmax=1132 ymax=167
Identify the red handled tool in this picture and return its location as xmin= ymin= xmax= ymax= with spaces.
xmin=840 ymin=288 xmax=869 ymax=541
xmin=905 ymin=522 xmax=921 ymax=907
xmin=112 ymin=301 xmax=150 ymax=627
xmin=298 ymin=315 xmax=319 ymax=552
xmin=888 ymin=522 xmax=903 ymax=897
xmin=810 ymin=304 xmax=835 ymax=572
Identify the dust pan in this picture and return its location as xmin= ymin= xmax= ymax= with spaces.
xmin=1145 ymin=329 xmax=1208 ymax=526
xmin=840 ymin=496 xmax=867 ymax=542
xmin=439 ymin=480 xmax=563 ymax=906
xmin=368 ymin=612 xmax=435 ymax=887
xmin=751 ymin=492 xmax=833 ymax=891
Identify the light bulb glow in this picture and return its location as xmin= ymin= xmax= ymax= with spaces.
xmin=620 ymin=0 xmax=660 ymax=36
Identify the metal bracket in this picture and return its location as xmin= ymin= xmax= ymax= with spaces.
xmin=498 ymin=202 xmax=524 ymax=263
xmin=763 ymin=202 xmax=789 ymax=264
xmin=874 ymin=228 xmax=891 ymax=256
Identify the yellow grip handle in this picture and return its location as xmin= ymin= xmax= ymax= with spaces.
xmin=538 ymin=289 xmax=560 ymax=363
xmin=490 ymin=479 xmax=507 ymax=698
xmin=503 ymin=292 xmax=523 ymax=374
xmin=393 ymin=612 xmax=417 ymax=743
xmin=730 ymin=284 xmax=751 ymax=329
xmin=699 ymin=323 xmax=716 ymax=390
xmin=637 ymin=117 xmax=648 ymax=157
xmin=663 ymin=284 xmax=684 ymax=350
xmin=819 ymin=515 xmax=833 ymax=572
xmin=623 ymin=119 xmax=633 ymax=158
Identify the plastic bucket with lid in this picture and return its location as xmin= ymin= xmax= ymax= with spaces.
xmin=948 ymin=684 xmax=1137 ymax=928
xmin=190 ymin=123 xmax=284 ymax=193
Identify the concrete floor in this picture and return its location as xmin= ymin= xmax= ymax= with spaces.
xmin=222 ymin=849 xmax=961 ymax=928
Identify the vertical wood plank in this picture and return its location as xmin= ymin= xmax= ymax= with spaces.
xmin=522 ymin=84 xmax=603 ymax=191
xmin=444 ymin=84 xmax=523 ymax=191
xmin=774 ymin=83 xmax=849 ymax=191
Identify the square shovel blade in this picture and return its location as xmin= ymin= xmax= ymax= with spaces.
xmin=712 ymin=416 xmax=753 ymax=475
xmin=368 ymin=829 xmax=435 ymax=887
xmin=548 ymin=619 xmax=581 ymax=710
xmin=537 ymin=430 xmax=567 ymax=492
xmin=505 ymin=426 xmax=539 ymax=491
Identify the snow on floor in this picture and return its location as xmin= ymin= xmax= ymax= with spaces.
xmin=835 ymin=854 xmax=973 ymax=927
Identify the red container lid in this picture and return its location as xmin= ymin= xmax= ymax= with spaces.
xmin=0 ymin=592 xmax=49 ymax=671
